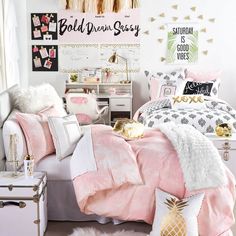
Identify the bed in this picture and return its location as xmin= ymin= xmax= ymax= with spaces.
xmin=134 ymin=96 xmax=236 ymax=133
xmin=0 ymin=84 xmax=235 ymax=236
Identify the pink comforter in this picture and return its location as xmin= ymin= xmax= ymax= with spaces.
xmin=73 ymin=125 xmax=236 ymax=236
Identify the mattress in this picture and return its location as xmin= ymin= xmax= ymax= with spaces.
xmin=36 ymin=155 xmax=118 ymax=222
xmin=35 ymin=154 xmax=72 ymax=181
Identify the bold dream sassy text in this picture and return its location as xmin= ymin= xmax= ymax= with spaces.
xmin=58 ymin=18 xmax=140 ymax=37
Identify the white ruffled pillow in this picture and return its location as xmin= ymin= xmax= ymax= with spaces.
xmin=150 ymin=189 xmax=204 ymax=236
xmin=10 ymin=84 xmax=66 ymax=115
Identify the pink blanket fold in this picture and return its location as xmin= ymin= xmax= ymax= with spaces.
xmin=73 ymin=125 xmax=236 ymax=236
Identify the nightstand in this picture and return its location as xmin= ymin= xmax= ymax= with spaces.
xmin=0 ymin=172 xmax=47 ymax=236
xmin=205 ymin=133 xmax=236 ymax=177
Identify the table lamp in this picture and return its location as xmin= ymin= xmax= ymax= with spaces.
xmin=108 ymin=52 xmax=131 ymax=84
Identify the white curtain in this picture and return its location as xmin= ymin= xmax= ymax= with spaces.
xmin=0 ymin=0 xmax=6 ymax=92
xmin=4 ymin=0 xmax=20 ymax=88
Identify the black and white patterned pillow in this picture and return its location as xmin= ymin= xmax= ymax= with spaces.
xmin=183 ymin=80 xmax=220 ymax=97
xmin=144 ymin=69 xmax=186 ymax=100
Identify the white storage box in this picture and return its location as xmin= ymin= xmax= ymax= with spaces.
xmin=0 ymin=172 xmax=47 ymax=236
xmin=206 ymin=133 xmax=236 ymax=178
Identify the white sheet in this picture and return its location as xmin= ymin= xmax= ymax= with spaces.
xmin=70 ymin=126 xmax=97 ymax=179
xmin=35 ymin=154 xmax=72 ymax=181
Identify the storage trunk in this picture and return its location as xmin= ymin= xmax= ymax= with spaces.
xmin=0 ymin=172 xmax=47 ymax=236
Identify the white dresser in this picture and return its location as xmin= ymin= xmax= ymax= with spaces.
xmin=206 ymin=133 xmax=236 ymax=177
xmin=0 ymin=172 xmax=47 ymax=236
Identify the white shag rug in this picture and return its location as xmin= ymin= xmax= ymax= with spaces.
xmin=69 ymin=227 xmax=147 ymax=236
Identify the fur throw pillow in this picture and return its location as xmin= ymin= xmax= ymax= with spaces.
xmin=10 ymin=84 xmax=66 ymax=115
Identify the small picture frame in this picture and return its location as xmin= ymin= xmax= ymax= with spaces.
xmin=33 ymin=28 xmax=41 ymax=38
xmin=41 ymin=24 xmax=48 ymax=33
xmin=33 ymin=57 xmax=42 ymax=68
xmin=49 ymin=47 xmax=56 ymax=58
xmin=32 ymin=45 xmax=39 ymax=53
xmin=49 ymin=21 xmax=57 ymax=32
xmin=43 ymin=33 xmax=52 ymax=40
xmin=44 ymin=59 xmax=52 ymax=69
xmin=32 ymin=14 xmax=41 ymax=27
xmin=41 ymin=14 xmax=50 ymax=24
xmin=160 ymin=85 xmax=176 ymax=97
xmin=39 ymin=47 xmax=49 ymax=58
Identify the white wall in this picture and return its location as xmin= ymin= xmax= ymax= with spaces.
xmin=15 ymin=0 xmax=236 ymax=112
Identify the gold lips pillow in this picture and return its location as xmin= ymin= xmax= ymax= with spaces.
xmin=113 ymin=119 xmax=144 ymax=140
xmin=150 ymin=189 xmax=204 ymax=236
xmin=215 ymin=123 xmax=232 ymax=137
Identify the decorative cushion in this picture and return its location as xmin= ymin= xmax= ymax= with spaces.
xmin=150 ymin=189 xmax=204 ymax=236
xmin=15 ymin=106 xmax=63 ymax=163
xmin=171 ymin=95 xmax=206 ymax=110
xmin=183 ymin=80 xmax=220 ymax=97
xmin=48 ymin=115 xmax=82 ymax=160
xmin=185 ymin=69 xmax=221 ymax=81
xmin=10 ymin=83 xmax=66 ymax=115
xmin=2 ymin=110 xmax=27 ymax=164
xmin=145 ymin=69 xmax=186 ymax=100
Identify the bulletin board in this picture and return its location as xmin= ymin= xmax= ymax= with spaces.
xmin=32 ymin=45 xmax=58 ymax=71
xmin=31 ymin=13 xmax=58 ymax=40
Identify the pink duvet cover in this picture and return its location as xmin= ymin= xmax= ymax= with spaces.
xmin=73 ymin=125 xmax=236 ymax=236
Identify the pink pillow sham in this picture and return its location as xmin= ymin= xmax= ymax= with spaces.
xmin=16 ymin=106 xmax=64 ymax=163
xmin=185 ymin=69 xmax=221 ymax=81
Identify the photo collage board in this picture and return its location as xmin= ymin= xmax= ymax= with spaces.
xmin=31 ymin=13 xmax=58 ymax=72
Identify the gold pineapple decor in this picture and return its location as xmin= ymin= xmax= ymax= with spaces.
xmin=160 ymin=197 xmax=188 ymax=236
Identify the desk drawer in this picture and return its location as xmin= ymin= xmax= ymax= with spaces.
xmin=110 ymin=98 xmax=131 ymax=111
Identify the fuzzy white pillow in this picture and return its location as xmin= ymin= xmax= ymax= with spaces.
xmin=10 ymin=84 xmax=66 ymax=115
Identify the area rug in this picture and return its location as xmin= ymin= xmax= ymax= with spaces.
xmin=69 ymin=227 xmax=147 ymax=236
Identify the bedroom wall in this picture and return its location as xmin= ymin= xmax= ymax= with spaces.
xmin=14 ymin=0 xmax=236 ymax=112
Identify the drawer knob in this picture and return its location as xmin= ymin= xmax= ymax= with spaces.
xmin=223 ymin=141 xmax=231 ymax=150
xmin=223 ymin=151 xmax=230 ymax=161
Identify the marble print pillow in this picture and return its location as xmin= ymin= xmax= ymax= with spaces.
xmin=150 ymin=189 xmax=204 ymax=236
xmin=145 ymin=69 xmax=186 ymax=100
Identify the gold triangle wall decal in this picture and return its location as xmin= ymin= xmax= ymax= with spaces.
xmin=190 ymin=6 xmax=196 ymax=11
xmin=184 ymin=16 xmax=190 ymax=20
xmin=159 ymin=13 xmax=165 ymax=17
xmin=161 ymin=57 xmax=166 ymax=62
xmin=157 ymin=38 xmax=163 ymax=43
xmin=172 ymin=5 xmax=178 ymax=10
xmin=202 ymin=50 xmax=208 ymax=55
xmin=172 ymin=17 xmax=178 ymax=21
xmin=198 ymin=15 xmax=204 ymax=20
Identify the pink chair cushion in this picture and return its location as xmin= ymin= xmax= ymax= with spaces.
xmin=16 ymin=106 xmax=64 ymax=163
xmin=76 ymin=113 xmax=92 ymax=124
xmin=70 ymin=97 xmax=88 ymax=104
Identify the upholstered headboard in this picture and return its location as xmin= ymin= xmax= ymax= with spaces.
xmin=0 ymin=85 xmax=18 ymax=170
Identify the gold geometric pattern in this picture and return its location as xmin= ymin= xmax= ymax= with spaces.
xmin=207 ymin=38 xmax=213 ymax=43
xmin=160 ymin=197 xmax=188 ymax=236
xmin=150 ymin=17 xmax=156 ymax=22
xmin=158 ymin=38 xmax=163 ymax=43
xmin=159 ymin=25 xmax=165 ymax=30
xmin=202 ymin=50 xmax=208 ymax=55
xmin=159 ymin=13 xmax=165 ymax=17
xmin=160 ymin=57 xmax=166 ymax=62
xmin=200 ymin=28 xmax=207 ymax=33
xmin=190 ymin=6 xmax=196 ymax=12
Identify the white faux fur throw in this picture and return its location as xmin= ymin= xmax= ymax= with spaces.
xmin=69 ymin=227 xmax=146 ymax=236
xmin=157 ymin=122 xmax=227 ymax=190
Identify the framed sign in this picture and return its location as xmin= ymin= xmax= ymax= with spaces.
xmin=31 ymin=13 xmax=58 ymax=40
xmin=32 ymin=45 xmax=58 ymax=71
xmin=166 ymin=23 xmax=198 ymax=64
xmin=58 ymin=9 xmax=140 ymax=44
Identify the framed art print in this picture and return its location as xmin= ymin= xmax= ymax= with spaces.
xmin=32 ymin=45 xmax=58 ymax=71
xmin=31 ymin=13 xmax=58 ymax=40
